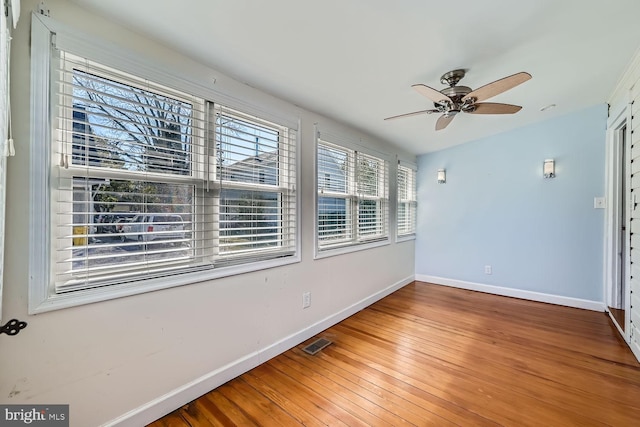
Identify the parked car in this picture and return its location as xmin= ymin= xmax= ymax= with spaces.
xmin=92 ymin=212 xmax=138 ymax=235
xmin=114 ymin=214 xmax=137 ymax=234
xmin=121 ymin=214 xmax=185 ymax=244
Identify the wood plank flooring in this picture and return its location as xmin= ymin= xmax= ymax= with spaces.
xmin=149 ymin=281 xmax=640 ymax=426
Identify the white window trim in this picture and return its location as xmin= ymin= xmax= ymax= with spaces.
xmin=29 ymin=14 xmax=300 ymax=314
xmin=0 ymin=0 xmax=18 ymax=322
xmin=314 ymin=127 xmax=390 ymax=259
xmin=396 ymin=159 xmax=417 ymax=243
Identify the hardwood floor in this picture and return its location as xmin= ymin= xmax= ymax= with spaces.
xmin=149 ymin=281 xmax=640 ymax=426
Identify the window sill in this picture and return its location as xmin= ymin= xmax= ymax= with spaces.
xmin=396 ymin=234 xmax=416 ymax=243
xmin=29 ymin=253 xmax=301 ymax=314
xmin=314 ymin=238 xmax=390 ymax=260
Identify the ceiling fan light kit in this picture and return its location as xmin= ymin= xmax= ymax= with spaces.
xmin=385 ymin=69 xmax=532 ymax=130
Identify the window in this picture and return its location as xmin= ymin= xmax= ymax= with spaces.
xmin=397 ymin=164 xmax=417 ymax=239
xmin=30 ymin=18 xmax=298 ymax=311
xmin=52 ymin=53 xmax=209 ymax=292
xmin=215 ymin=106 xmax=297 ymax=263
xmin=317 ymin=139 xmax=389 ymax=254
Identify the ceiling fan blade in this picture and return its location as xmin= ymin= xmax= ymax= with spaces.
xmin=468 ymin=103 xmax=522 ymax=114
xmin=412 ymin=84 xmax=452 ymax=105
xmin=462 ymin=72 xmax=531 ymax=103
xmin=384 ymin=109 xmax=439 ymax=120
xmin=436 ymin=114 xmax=455 ymax=131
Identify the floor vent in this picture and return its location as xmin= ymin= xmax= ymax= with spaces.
xmin=302 ymin=337 xmax=332 ymax=355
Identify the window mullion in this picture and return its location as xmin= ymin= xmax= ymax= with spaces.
xmin=353 ymin=150 xmax=360 ymax=242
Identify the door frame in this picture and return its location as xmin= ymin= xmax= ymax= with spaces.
xmin=604 ymin=103 xmax=632 ymax=340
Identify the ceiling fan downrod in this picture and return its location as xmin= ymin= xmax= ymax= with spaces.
xmin=440 ymin=69 xmax=466 ymax=87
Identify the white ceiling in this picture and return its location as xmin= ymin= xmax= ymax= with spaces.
xmin=72 ymin=0 xmax=640 ymax=155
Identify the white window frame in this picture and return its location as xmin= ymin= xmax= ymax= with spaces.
xmin=0 ymin=0 xmax=18 ymax=322
xmin=396 ymin=161 xmax=417 ymax=242
xmin=212 ymin=105 xmax=297 ymax=264
xmin=314 ymin=129 xmax=390 ymax=259
xmin=29 ymin=14 xmax=300 ymax=313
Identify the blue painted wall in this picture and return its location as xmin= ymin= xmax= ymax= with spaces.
xmin=415 ymin=104 xmax=606 ymax=302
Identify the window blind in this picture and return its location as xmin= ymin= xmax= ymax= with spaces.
xmin=317 ymin=140 xmax=388 ymax=251
xmin=214 ymin=106 xmax=297 ymax=265
xmin=318 ymin=143 xmax=353 ymax=244
xmin=52 ymin=51 xmax=208 ymax=292
xmin=356 ymin=152 xmax=388 ymax=238
xmin=52 ymin=51 xmax=297 ymax=292
xmin=397 ymin=164 xmax=417 ymax=237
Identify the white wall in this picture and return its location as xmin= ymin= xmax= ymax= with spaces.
xmin=0 ymin=1 xmax=415 ymax=425
xmin=415 ymin=105 xmax=607 ymax=310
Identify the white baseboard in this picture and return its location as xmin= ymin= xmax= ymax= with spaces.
xmin=415 ymin=274 xmax=605 ymax=312
xmin=106 ymin=275 xmax=415 ymax=427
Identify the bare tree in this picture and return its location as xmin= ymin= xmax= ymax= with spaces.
xmin=72 ymin=69 xmax=192 ymax=175
xmin=71 ymin=70 xmax=195 ymax=229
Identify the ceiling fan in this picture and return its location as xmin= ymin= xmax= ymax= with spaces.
xmin=384 ymin=69 xmax=532 ymax=130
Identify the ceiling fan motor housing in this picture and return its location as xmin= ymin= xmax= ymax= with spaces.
xmin=438 ymin=85 xmax=474 ymax=112
xmin=438 ymin=69 xmax=476 ymax=112
xmin=440 ymin=85 xmax=472 ymax=100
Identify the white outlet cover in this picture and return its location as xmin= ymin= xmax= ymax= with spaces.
xmin=594 ymin=197 xmax=606 ymax=209
xmin=302 ymin=292 xmax=311 ymax=309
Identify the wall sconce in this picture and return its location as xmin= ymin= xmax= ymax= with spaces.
xmin=437 ymin=168 xmax=446 ymax=184
xmin=543 ymin=159 xmax=555 ymax=178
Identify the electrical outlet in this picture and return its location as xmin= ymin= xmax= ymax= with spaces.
xmin=484 ymin=265 xmax=492 ymax=275
xmin=302 ymin=291 xmax=311 ymax=309
xmin=593 ymin=197 xmax=606 ymax=209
